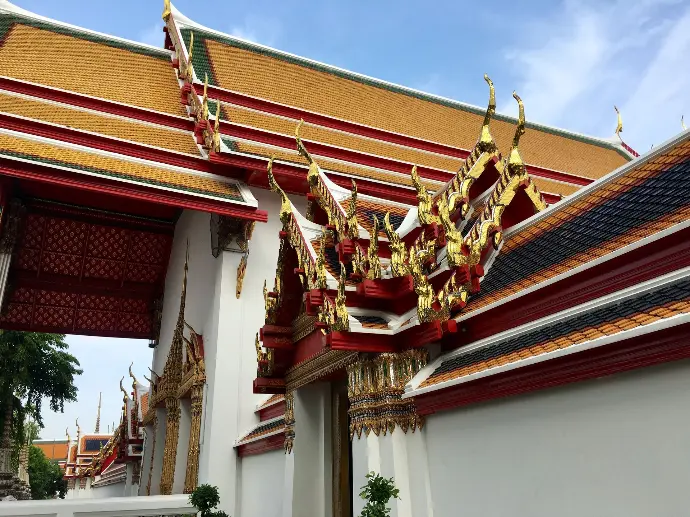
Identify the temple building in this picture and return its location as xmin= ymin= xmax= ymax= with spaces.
xmin=0 ymin=0 xmax=688 ymax=515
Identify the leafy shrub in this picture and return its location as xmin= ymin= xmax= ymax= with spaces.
xmin=359 ymin=472 xmax=400 ymax=517
xmin=189 ymin=484 xmax=229 ymax=517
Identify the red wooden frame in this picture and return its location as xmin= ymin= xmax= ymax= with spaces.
xmin=0 ymin=157 xmax=268 ymax=221
xmin=237 ymin=433 xmax=284 ymax=457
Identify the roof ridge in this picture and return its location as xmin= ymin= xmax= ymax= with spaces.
xmin=0 ymin=0 xmax=171 ymax=58
xmin=171 ymin=6 xmax=628 ymax=155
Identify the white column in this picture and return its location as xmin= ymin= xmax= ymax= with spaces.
xmin=125 ymin=463 xmax=134 ymax=497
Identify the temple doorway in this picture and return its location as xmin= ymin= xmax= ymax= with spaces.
xmin=332 ymin=379 xmax=353 ymax=517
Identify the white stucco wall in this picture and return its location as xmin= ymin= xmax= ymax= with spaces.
xmin=239 ymin=449 xmax=285 ymax=517
xmin=425 ymin=359 xmax=690 ymax=517
xmin=148 ymin=190 xmax=306 ymax=511
xmin=90 ymin=481 xmax=125 ymax=498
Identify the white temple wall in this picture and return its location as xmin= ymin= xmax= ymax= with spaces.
xmin=90 ymin=481 xmax=125 ymax=498
xmin=424 ymin=359 xmax=690 ymax=517
xmin=173 ymin=398 xmax=191 ymax=493
xmin=239 ymin=449 xmax=285 ymax=517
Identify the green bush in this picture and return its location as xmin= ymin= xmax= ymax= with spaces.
xmin=189 ymin=484 xmax=229 ymax=517
xmin=359 ymin=472 xmax=400 ymax=517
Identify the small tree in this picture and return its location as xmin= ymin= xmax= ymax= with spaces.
xmin=359 ymin=472 xmax=400 ymax=517
xmin=189 ymin=484 xmax=229 ymax=517
xmin=28 ymin=446 xmax=67 ymax=499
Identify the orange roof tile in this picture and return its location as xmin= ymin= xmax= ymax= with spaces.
xmin=195 ymin=34 xmax=629 ymax=180
xmin=0 ymin=20 xmax=185 ymax=116
xmin=0 ymin=132 xmax=244 ymax=202
xmin=423 ymin=283 xmax=690 ymax=388
xmin=35 ymin=442 xmax=69 ymax=461
xmin=0 ymin=92 xmax=199 ymax=155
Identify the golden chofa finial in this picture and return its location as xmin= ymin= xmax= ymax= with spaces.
xmin=267 ymin=156 xmax=292 ymax=226
xmin=477 ymin=74 xmax=497 ymax=153
xmin=162 ymin=0 xmax=171 ymax=21
xmin=75 ymin=418 xmax=81 ymax=435
xmin=345 ymin=180 xmax=360 ymax=240
xmin=682 ymin=115 xmax=687 ymax=131
xmin=507 ymin=92 xmax=526 ymax=175
xmin=614 ymin=105 xmax=623 ymax=139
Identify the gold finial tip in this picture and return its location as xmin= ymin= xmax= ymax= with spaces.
xmin=682 ymin=115 xmax=686 ymax=131
xmin=512 ymin=91 xmax=522 ymax=103
xmin=484 ymin=74 xmax=493 ymax=86
xmin=614 ymin=105 xmax=620 ymax=113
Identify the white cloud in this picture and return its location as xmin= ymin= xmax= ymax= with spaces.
xmin=501 ymin=0 xmax=690 ymax=150
xmin=230 ymin=15 xmax=282 ymax=47
xmin=138 ymin=22 xmax=165 ymax=48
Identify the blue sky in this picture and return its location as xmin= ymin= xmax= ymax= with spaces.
xmin=19 ymin=0 xmax=689 ymax=437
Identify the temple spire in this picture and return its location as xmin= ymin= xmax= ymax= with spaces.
xmin=94 ymin=393 xmax=102 ymax=433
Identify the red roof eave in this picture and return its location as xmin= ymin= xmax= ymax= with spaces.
xmin=0 ymin=157 xmax=268 ymax=222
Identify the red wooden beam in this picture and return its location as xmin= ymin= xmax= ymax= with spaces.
xmin=0 ymin=157 xmax=268 ymax=222
xmin=451 ymin=226 xmax=690 ymax=350
xmin=253 ymin=377 xmax=286 ymax=394
xmin=0 ymin=76 xmax=194 ymax=131
xmin=259 ymin=403 xmax=285 ymax=422
xmin=327 ymin=331 xmax=396 ymax=353
xmin=416 ymin=322 xmax=690 ymax=416
xmin=260 ymin=325 xmax=293 ymax=349
xmin=356 ymin=275 xmax=414 ymax=300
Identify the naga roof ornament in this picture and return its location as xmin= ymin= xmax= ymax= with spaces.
xmin=186 ymin=32 xmax=195 ymax=83
xmin=682 ymin=116 xmax=686 ymax=131
xmin=366 ymin=215 xmax=382 ymax=280
xmin=384 ymin=212 xmax=408 ymax=277
xmin=267 ymin=157 xmax=292 ymax=227
xmin=614 ymin=105 xmax=623 ymax=140
xmin=411 ymin=165 xmax=438 ymax=226
xmin=200 ymin=74 xmax=209 ymax=122
xmin=211 ymin=101 xmax=221 ymax=153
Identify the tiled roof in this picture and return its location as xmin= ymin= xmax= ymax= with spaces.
xmin=236 ymin=417 xmax=285 ymax=445
xmin=0 ymin=132 xmax=244 ymax=201
xmin=258 ymin=394 xmax=284 ymax=410
xmin=34 ymin=442 xmax=69 ymax=461
xmin=0 ymin=15 xmax=185 ymax=116
xmin=81 ymin=436 xmax=110 ymax=453
xmin=181 ymin=29 xmax=629 ymax=180
xmin=0 ymin=92 xmax=199 ymax=155
xmin=354 ymin=315 xmax=389 ymax=329
xmin=340 ymin=198 xmax=408 ymax=238
xmin=227 ymin=138 xmax=441 ymax=190
xmin=423 ymin=276 xmax=690 ymax=388
xmin=222 ymin=104 xmax=461 ymax=172
xmin=466 ymin=137 xmax=690 ymax=314
xmin=140 ymin=392 xmax=149 ymax=416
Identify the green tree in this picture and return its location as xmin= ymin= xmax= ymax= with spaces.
xmin=359 ymin=472 xmax=400 ymax=517
xmin=189 ymin=484 xmax=229 ymax=517
xmin=0 ymin=332 xmax=82 ymax=461
xmin=27 ymin=445 xmax=67 ymax=499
